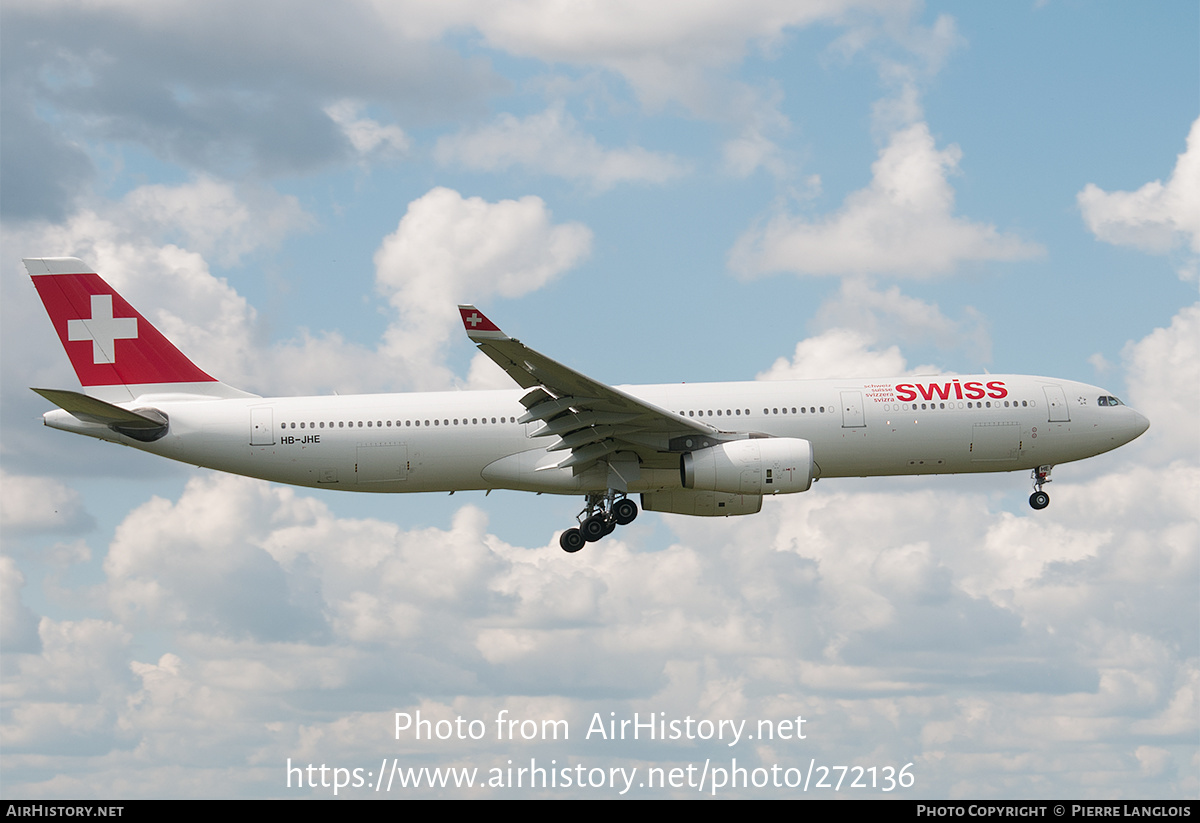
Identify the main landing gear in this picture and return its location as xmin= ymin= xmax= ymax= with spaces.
xmin=1029 ymin=465 xmax=1052 ymax=510
xmin=559 ymin=491 xmax=638 ymax=553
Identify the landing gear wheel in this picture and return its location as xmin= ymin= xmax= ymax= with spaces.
xmin=612 ymin=497 xmax=638 ymax=526
xmin=1029 ymin=465 xmax=1053 ymax=511
xmin=560 ymin=528 xmax=586 ymax=553
xmin=581 ymin=515 xmax=608 ymax=542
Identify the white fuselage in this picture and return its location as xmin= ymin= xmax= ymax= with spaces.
xmin=43 ymin=374 xmax=1149 ymax=497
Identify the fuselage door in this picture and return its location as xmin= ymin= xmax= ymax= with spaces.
xmin=1042 ymin=385 xmax=1071 ymax=422
xmin=840 ymin=391 xmax=865 ymax=428
xmin=250 ymin=407 xmax=275 ymax=445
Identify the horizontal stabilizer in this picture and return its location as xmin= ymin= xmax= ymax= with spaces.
xmin=32 ymin=388 xmax=164 ymax=429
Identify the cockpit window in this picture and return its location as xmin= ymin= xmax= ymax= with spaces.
xmin=1097 ymin=395 xmax=1123 ymax=407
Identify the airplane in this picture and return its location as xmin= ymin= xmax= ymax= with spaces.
xmin=26 ymin=256 xmax=1150 ymax=553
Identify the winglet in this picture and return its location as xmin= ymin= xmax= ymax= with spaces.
xmin=458 ymin=305 xmax=508 ymax=342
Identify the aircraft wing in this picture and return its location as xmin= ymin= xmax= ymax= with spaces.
xmin=459 ymin=306 xmax=733 ymax=480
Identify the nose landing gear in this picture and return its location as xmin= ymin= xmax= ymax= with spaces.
xmin=558 ymin=490 xmax=639 ymax=553
xmin=1029 ymin=465 xmax=1052 ymax=510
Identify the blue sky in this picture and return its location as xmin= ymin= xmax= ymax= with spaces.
xmin=2 ymin=0 xmax=1196 ymax=799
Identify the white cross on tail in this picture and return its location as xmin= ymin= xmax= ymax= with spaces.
xmin=68 ymin=294 xmax=138 ymax=364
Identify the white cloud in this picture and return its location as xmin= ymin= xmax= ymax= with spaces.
xmin=2 ymin=182 xmax=293 ymax=390
xmin=325 ymin=99 xmax=411 ymax=161
xmin=0 ymin=469 xmax=93 ymax=534
xmin=103 ymin=476 xmax=327 ymax=639
xmin=0 ymin=557 xmax=41 ymax=653
xmin=441 ymin=0 xmax=846 ymax=113
xmin=435 ymin=106 xmax=688 ymax=190
xmin=119 ymin=177 xmax=313 ymax=267
xmin=814 ymin=279 xmax=991 ymax=362
xmin=374 ymin=187 xmax=592 ymax=387
xmin=17 ymin=215 xmax=262 ymax=387
xmin=464 ymin=351 xmax=517 ymax=391
xmin=3 ymin=183 xmax=587 ymax=397
xmin=3 ymin=617 xmax=135 ymax=708
xmin=1078 ymin=117 xmax=1200 ymax=278
xmin=757 ymin=328 xmax=910 ymax=380
xmin=723 ymin=128 xmax=786 ymax=179
xmin=759 ymin=281 xmax=972 ymax=380
xmin=721 ymin=88 xmax=793 ymax=179
xmin=730 ymin=123 xmax=1044 ymax=277
xmin=1121 ymin=302 xmax=1200 ymax=463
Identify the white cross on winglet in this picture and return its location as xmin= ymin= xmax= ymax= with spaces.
xmin=467 ymin=312 xmax=483 ymax=327
xmin=68 ymin=294 xmax=138 ymax=364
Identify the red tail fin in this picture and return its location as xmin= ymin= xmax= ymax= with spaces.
xmin=26 ymin=257 xmax=251 ymax=400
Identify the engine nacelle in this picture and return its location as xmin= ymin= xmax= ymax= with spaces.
xmin=641 ymin=490 xmax=763 ymax=517
xmin=681 ymin=438 xmax=813 ymax=495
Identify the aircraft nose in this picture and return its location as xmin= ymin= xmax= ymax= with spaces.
xmin=1131 ymin=409 xmax=1150 ymax=438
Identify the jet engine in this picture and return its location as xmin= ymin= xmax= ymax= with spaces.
xmin=681 ymin=438 xmax=813 ymax=495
